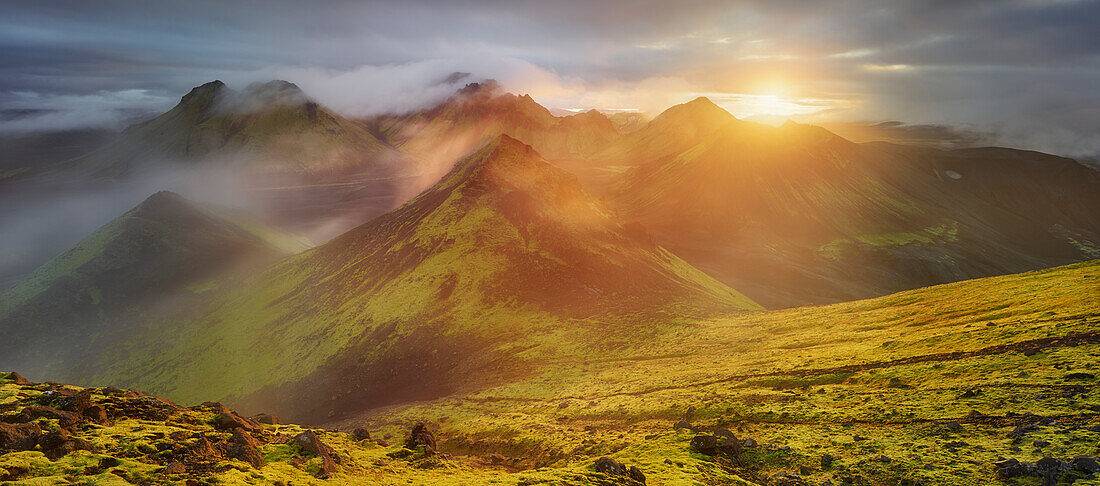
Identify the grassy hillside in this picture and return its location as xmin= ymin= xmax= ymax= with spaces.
xmin=3 ymin=261 xmax=1095 ymax=485
xmin=0 ymin=191 xmax=308 ymax=382
xmin=77 ymin=136 xmax=756 ymax=425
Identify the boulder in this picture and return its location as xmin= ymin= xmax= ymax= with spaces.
xmin=352 ymin=428 xmax=371 ymax=441
xmin=294 ymin=430 xmax=339 ymax=478
xmin=690 ymin=433 xmax=741 ymax=458
xmin=993 ymin=458 xmax=1033 ymax=478
xmin=404 ymin=422 xmax=437 ymax=453
xmin=221 ymin=429 xmax=264 ymax=468
xmin=213 ymin=411 xmax=261 ymax=432
xmin=672 ymin=420 xmax=692 ymax=430
xmin=593 ymin=457 xmax=645 ymax=484
xmin=0 ymin=422 xmax=42 ymax=451
xmin=1072 ymin=455 xmax=1100 ymax=474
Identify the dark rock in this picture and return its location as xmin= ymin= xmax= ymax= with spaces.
xmin=352 ymin=428 xmax=371 ymax=441
xmin=100 ymin=457 xmax=120 ymax=468
xmin=0 ymin=422 xmax=42 ymax=451
xmin=690 ymin=434 xmax=741 ymax=458
xmin=252 ymin=413 xmax=280 ymax=425
xmin=1065 ymin=373 xmax=1095 ymax=380
xmin=83 ymin=405 xmax=107 ymax=423
xmin=221 ymin=429 xmax=264 ymax=468
xmin=799 ymin=465 xmax=815 ymax=475
xmin=944 ymin=422 xmax=963 ymax=432
xmin=1036 ymin=457 xmax=1068 ymax=486
xmin=593 ymin=457 xmax=645 ymax=484
xmin=821 ymin=454 xmax=835 ymax=468
xmin=673 ymin=420 xmax=691 ymax=430
xmin=1033 ymin=440 xmax=1050 ymax=448
xmin=295 ymin=430 xmax=339 ymax=478
xmin=1072 ymin=455 xmax=1100 ymax=474
xmin=57 ymin=390 xmax=94 ymax=413
xmin=743 ymin=438 xmax=758 ymax=447
xmin=404 ymin=422 xmax=437 ymax=453
xmin=213 ymin=411 xmax=260 ymax=432
xmin=37 ymin=429 xmax=70 ymax=450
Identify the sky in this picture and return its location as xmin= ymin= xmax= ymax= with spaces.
xmin=1 ymin=0 xmax=1099 ymax=158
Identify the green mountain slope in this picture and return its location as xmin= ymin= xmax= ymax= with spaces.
xmin=608 ymin=99 xmax=1100 ymax=308
xmin=0 ymin=191 xmax=308 ymax=380
xmin=82 ymin=136 xmax=757 ymax=424
xmin=2 ymin=261 xmax=1094 ymax=486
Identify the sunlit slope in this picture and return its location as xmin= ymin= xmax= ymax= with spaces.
xmin=0 ymin=191 xmax=307 ymax=380
xmin=611 ymin=99 xmax=1100 ymax=308
xmin=84 ymin=136 xmax=757 ymax=424
xmin=75 ymin=80 xmax=395 ymax=178
xmin=339 ymin=260 xmax=1100 ymax=486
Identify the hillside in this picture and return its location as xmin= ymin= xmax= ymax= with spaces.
xmin=0 ymin=191 xmax=308 ymax=381
xmin=3 ymin=261 xmax=1096 ymax=485
xmin=607 ymin=99 xmax=1100 ymax=308
xmin=76 ymin=136 xmax=756 ymax=424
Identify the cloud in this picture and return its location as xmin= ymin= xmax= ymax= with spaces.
xmin=0 ymin=89 xmax=171 ymax=132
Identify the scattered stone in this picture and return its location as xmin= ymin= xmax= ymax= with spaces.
xmin=295 ymin=430 xmax=339 ymax=478
xmin=353 ymin=428 xmax=371 ymax=441
xmin=221 ymin=429 xmax=264 ymax=468
xmin=690 ymin=433 xmax=741 ymax=459
xmin=0 ymin=422 xmax=42 ymax=451
xmin=1036 ymin=457 xmax=1068 ymax=486
xmin=593 ymin=457 xmax=645 ymax=484
xmin=404 ymin=422 xmax=437 ymax=453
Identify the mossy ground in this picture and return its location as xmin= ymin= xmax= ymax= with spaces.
xmin=3 ymin=261 xmax=1097 ymax=485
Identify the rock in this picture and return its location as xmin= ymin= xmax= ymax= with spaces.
xmin=221 ymin=429 xmax=264 ymax=468
xmin=163 ymin=462 xmax=186 ymax=474
xmin=1009 ymin=424 xmax=1039 ymax=441
xmin=404 ymin=422 xmax=437 ymax=453
xmin=995 ymin=458 xmax=1033 ymax=478
xmin=0 ymin=422 xmax=42 ymax=451
xmin=294 ymin=430 xmax=339 ymax=478
xmin=593 ymin=457 xmax=645 ymax=484
xmin=252 ymin=413 xmax=281 ymax=425
xmin=673 ymin=420 xmax=691 ymax=430
xmin=743 ymin=438 xmax=758 ymax=447
xmin=213 ymin=411 xmax=260 ymax=432
xmin=799 ymin=465 xmax=815 ymax=475
xmin=100 ymin=457 xmax=120 ymax=468
xmin=83 ymin=405 xmax=107 ymax=423
xmin=1036 ymin=457 xmax=1068 ymax=486
xmin=57 ymin=390 xmax=94 ymax=413
xmin=1072 ymin=455 xmax=1100 ymax=474
xmin=352 ymin=428 xmax=371 ymax=441
xmin=711 ymin=428 xmax=737 ymax=441
xmin=1065 ymin=373 xmax=1095 ymax=380
xmin=37 ymin=429 xmax=70 ymax=450
xmin=1033 ymin=440 xmax=1050 ymax=448
xmin=690 ymin=434 xmax=741 ymax=458
xmin=821 ymin=454 xmax=835 ymax=468
xmin=4 ymin=372 xmax=30 ymax=384
xmin=944 ymin=421 xmax=963 ymax=432
xmin=958 ymin=388 xmax=981 ymax=398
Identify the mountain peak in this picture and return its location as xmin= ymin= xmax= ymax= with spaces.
xmin=240 ymin=80 xmax=309 ymax=107
xmin=178 ymin=80 xmax=228 ymax=111
xmin=654 ymin=96 xmax=735 ymax=124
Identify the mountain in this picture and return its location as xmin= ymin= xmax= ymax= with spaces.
xmin=76 ymin=80 xmax=395 ymax=179
xmin=368 ymin=82 xmax=623 ymax=200
xmin=79 ymin=136 xmax=757 ymax=423
xmin=609 ymin=101 xmax=1100 ymax=307
xmin=0 ymin=191 xmax=308 ymax=379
